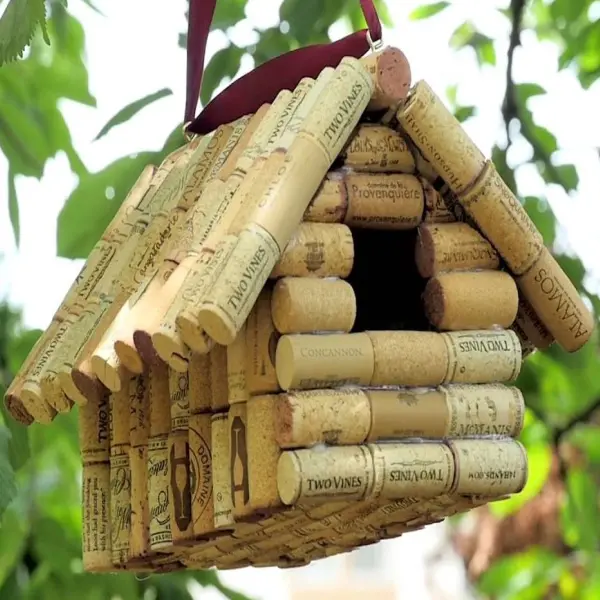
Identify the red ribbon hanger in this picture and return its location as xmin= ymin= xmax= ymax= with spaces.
xmin=184 ymin=0 xmax=383 ymax=135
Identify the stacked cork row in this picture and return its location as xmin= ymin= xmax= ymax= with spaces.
xmin=4 ymin=47 xmax=593 ymax=573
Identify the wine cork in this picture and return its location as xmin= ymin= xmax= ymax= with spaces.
xmin=441 ymin=330 xmax=522 ymax=383
xmin=270 ymin=223 xmax=354 ymax=279
xmin=423 ymin=180 xmax=456 ymax=223
xmin=195 ymin=223 xmax=281 ymax=346
xmin=79 ymin=390 xmax=111 ymax=571
xmin=246 ymin=395 xmax=281 ymax=512
xmin=212 ymin=412 xmax=235 ymax=530
xmin=343 ymin=172 xmax=424 ymax=230
xmin=189 ymin=352 xmax=212 ymax=414
xmin=341 ymin=125 xmax=415 ymax=173
xmin=516 ymin=247 xmax=594 ymax=352
xmin=277 ymin=445 xmax=374 ymax=505
xmin=194 ymin=59 xmax=373 ymax=346
xmin=109 ymin=387 xmax=132 ymax=565
xmin=367 ymin=331 xmax=448 ymax=386
xmin=424 ymin=271 xmax=519 ymax=330
xmin=128 ymin=374 xmax=151 ymax=559
xmin=512 ymin=294 xmax=554 ymax=350
xmin=210 ymin=344 xmax=229 ymax=411
xmin=229 ymin=403 xmax=252 ymax=519
xmin=511 ymin=326 xmax=537 ymax=359
xmin=455 ymin=165 xmax=544 ymax=276
xmin=397 ymin=80 xmax=486 ymax=194
xmin=246 ymin=288 xmax=280 ymax=395
xmin=369 ymin=442 xmax=455 ymax=499
xmin=4 ymin=390 xmax=33 ymax=425
xmin=271 ymin=278 xmax=356 ymax=334
xmin=415 ymin=222 xmax=500 ymax=277
xmin=189 ymin=412 xmax=214 ymax=537
xmin=367 ymin=384 xmax=524 ymax=440
xmin=304 ymin=173 xmax=348 ymax=224
xmin=147 ymin=362 xmax=172 ymax=552
xmin=275 ymin=389 xmax=370 ymax=449
xmin=361 ymin=46 xmax=411 ymax=111
xmin=448 ymin=439 xmax=528 ymax=496
xmin=227 ymin=322 xmax=248 ymax=404
xmin=275 ymin=333 xmax=375 ymax=391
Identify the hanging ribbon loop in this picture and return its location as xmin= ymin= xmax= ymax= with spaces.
xmin=184 ymin=0 xmax=383 ymax=135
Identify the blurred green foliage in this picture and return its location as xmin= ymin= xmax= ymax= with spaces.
xmin=0 ymin=0 xmax=599 ymax=598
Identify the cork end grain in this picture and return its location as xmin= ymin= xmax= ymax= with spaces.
xmin=91 ymin=355 xmax=123 ymax=393
xmin=21 ymin=388 xmax=56 ymax=424
xmin=377 ymin=48 xmax=412 ymax=105
xmin=152 ymin=331 xmax=190 ymax=373
xmin=277 ymin=452 xmax=302 ymax=505
xmin=414 ymin=224 xmax=436 ymax=278
xmin=132 ymin=330 xmax=161 ymax=368
xmin=274 ymin=336 xmax=296 ymax=391
xmin=177 ymin=311 xmax=214 ymax=355
xmin=274 ymin=395 xmax=294 ymax=448
xmin=423 ymin=278 xmax=447 ymax=330
xmin=195 ymin=308 xmax=237 ymax=347
xmin=114 ymin=339 xmax=145 ymax=375
xmin=4 ymin=393 xmax=34 ymax=425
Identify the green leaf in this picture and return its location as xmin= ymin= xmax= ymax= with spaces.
xmin=94 ymin=88 xmax=173 ymax=141
xmin=454 ymin=105 xmax=476 ymax=123
xmin=409 ymin=2 xmax=450 ymax=20
xmin=554 ymin=163 xmax=579 ymax=191
xmin=450 ymin=21 xmax=476 ymax=49
xmin=524 ymin=196 xmax=556 ymax=245
xmin=550 ymin=0 xmax=588 ymax=23
xmin=0 ymin=400 xmax=30 ymax=472
xmin=200 ymin=45 xmax=244 ymax=105
xmin=7 ymin=169 xmax=19 ymax=247
xmin=211 ymin=0 xmax=247 ymax=30
xmin=562 ymin=468 xmax=600 ymax=552
xmin=475 ymin=37 xmax=496 ymax=65
xmin=0 ymin=0 xmax=48 ymax=66
xmin=569 ymin=426 xmax=600 ymax=464
xmin=57 ymin=152 xmax=156 ymax=259
xmin=0 ymin=506 xmax=29 ymax=585
xmin=516 ymin=82 xmax=547 ymax=104
xmin=0 ymin=426 xmax=17 ymax=519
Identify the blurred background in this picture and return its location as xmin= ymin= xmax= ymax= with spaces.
xmin=0 ymin=0 xmax=599 ymax=598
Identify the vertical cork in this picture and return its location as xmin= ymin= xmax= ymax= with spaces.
xmin=441 ymin=384 xmax=525 ymax=437
xmin=423 ymin=271 xmax=519 ymax=330
xmin=271 ymin=278 xmax=356 ymax=334
xmin=423 ymin=180 xmax=456 ymax=223
xmin=441 ymin=329 xmax=522 ymax=383
xmin=270 ymin=223 xmax=354 ymax=279
xmin=189 ymin=412 xmax=214 ymax=538
xmin=369 ymin=442 xmax=455 ymax=499
xmin=210 ymin=344 xmax=229 ymax=411
xmin=229 ymin=402 xmax=253 ymax=519
xmin=516 ymin=247 xmax=594 ymax=352
xmin=79 ymin=389 xmax=112 ymax=571
xmin=415 ymin=222 xmax=500 ymax=277
xmin=167 ymin=368 xmax=193 ymax=545
xmin=147 ymin=361 xmax=173 ymax=552
xmin=109 ymin=387 xmax=132 ymax=566
xmin=212 ymin=412 xmax=235 ymax=530
xmin=246 ymin=395 xmax=281 ymax=512
xmin=275 ymin=333 xmax=375 ymax=391
xmin=277 ymin=445 xmax=374 ymax=505
xmin=456 ymin=160 xmax=544 ymax=275
xmin=128 ymin=374 xmax=151 ymax=560
xmin=227 ymin=322 xmax=249 ymax=404
xmin=367 ymin=331 xmax=448 ymax=386
xmin=397 ymin=80 xmax=486 ymax=194
xmin=275 ymin=389 xmax=370 ymax=448
xmin=246 ymin=288 xmax=280 ymax=395
xmin=343 ymin=172 xmax=425 ymax=230
xmin=448 ymin=439 xmax=528 ymax=496
xmin=188 ymin=352 xmax=212 ymax=414
xmin=341 ymin=125 xmax=416 ymax=173
xmin=361 ymin=46 xmax=412 ymax=111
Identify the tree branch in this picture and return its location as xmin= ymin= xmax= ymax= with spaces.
xmin=553 ymin=397 xmax=600 ymax=445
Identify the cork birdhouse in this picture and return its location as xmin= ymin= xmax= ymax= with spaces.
xmin=4 ymin=42 xmax=594 ymax=574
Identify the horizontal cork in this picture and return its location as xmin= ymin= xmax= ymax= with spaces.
xmin=441 ymin=329 xmax=522 ymax=383
xmin=512 ymin=294 xmax=554 ymax=350
xmin=457 ymin=161 xmax=544 ymax=275
xmin=247 ymin=395 xmax=282 ymax=512
xmin=271 ymin=277 xmax=356 ymax=334
xmin=275 ymin=389 xmax=371 ymax=448
xmin=304 ymin=173 xmax=348 ymax=224
xmin=448 ymin=438 xmax=528 ymax=497
xmin=423 ymin=271 xmax=519 ymax=331
xmin=369 ymin=442 xmax=455 ymax=499
xmin=275 ymin=332 xmax=375 ymax=391
xmin=362 ymin=46 xmax=412 ymax=111
xmin=277 ymin=445 xmax=374 ymax=505
xmin=341 ymin=124 xmax=416 ymax=173
xmin=367 ymin=331 xmax=448 ymax=387
xmin=422 ymin=180 xmax=456 ymax=223
xmin=397 ymin=80 xmax=486 ymax=194
xmin=270 ymin=223 xmax=354 ymax=279
xmin=415 ymin=222 xmax=500 ymax=277
xmin=516 ymin=247 xmax=594 ymax=352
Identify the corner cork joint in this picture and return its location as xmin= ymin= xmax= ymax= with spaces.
xmin=271 ymin=277 xmax=356 ymax=334
xmin=423 ymin=271 xmax=519 ymax=331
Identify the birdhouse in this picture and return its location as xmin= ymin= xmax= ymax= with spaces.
xmin=3 ymin=1 xmax=594 ymax=575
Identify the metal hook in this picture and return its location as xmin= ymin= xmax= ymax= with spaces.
xmin=182 ymin=121 xmax=197 ymax=143
xmin=366 ymin=30 xmax=384 ymax=52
